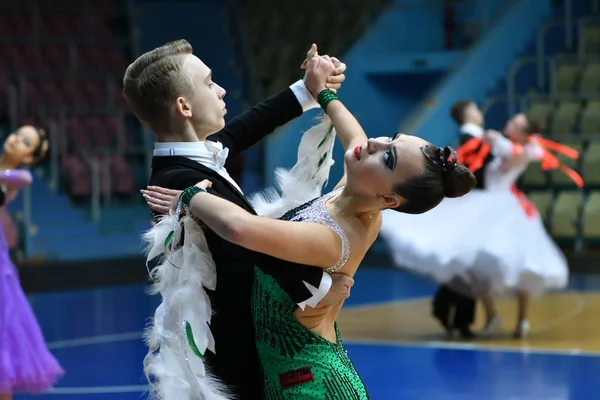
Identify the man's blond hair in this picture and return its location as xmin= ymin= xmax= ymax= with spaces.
xmin=123 ymin=39 xmax=193 ymax=132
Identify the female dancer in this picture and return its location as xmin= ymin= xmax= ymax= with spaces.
xmin=141 ymin=55 xmax=476 ymax=399
xmin=379 ymin=112 xmax=578 ymax=339
xmin=0 ymin=125 xmax=63 ymax=399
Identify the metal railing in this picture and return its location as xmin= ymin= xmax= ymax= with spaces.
xmin=536 ymin=18 xmax=566 ymax=90
xmin=47 ymin=119 xmax=59 ymax=190
xmin=85 ymin=155 xmax=101 ymax=222
xmin=506 ymin=57 xmax=537 ymax=117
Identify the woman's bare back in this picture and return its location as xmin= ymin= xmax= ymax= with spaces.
xmin=294 ymin=204 xmax=382 ymax=343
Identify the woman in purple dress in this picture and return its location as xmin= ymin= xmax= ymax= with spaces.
xmin=0 ymin=125 xmax=63 ymax=400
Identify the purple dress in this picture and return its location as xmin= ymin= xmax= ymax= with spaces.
xmin=0 ymin=170 xmax=63 ymax=394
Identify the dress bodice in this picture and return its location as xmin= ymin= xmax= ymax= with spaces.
xmin=485 ymin=135 xmax=543 ymax=192
xmin=279 ymin=188 xmax=350 ymax=274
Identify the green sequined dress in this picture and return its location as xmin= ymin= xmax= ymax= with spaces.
xmin=252 ymin=189 xmax=370 ymax=399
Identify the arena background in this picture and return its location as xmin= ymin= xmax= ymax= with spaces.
xmin=3 ymin=0 xmax=600 ymax=398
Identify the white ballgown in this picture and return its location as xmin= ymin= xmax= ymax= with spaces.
xmin=379 ymin=134 xmax=569 ymax=299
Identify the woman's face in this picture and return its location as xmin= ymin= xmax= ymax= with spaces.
xmin=504 ymin=113 xmax=529 ymax=143
xmin=344 ymin=133 xmax=428 ymax=207
xmin=3 ymin=125 xmax=40 ymax=165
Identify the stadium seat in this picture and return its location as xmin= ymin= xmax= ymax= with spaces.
xmin=580 ymin=100 xmax=600 ymax=134
xmin=582 ymin=25 xmax=600 ymax=55
xmin=578 ymin=61 xmax=600 ymax=94
xmin=549 ymin=100 xmax=581 ymax=135
xmin=582 ymin=141 xmax=600 ymax=186
xmin=550 ymin=190 xmax=583 ymax=239
xmin=110 ymin=155 xmax=135 ymax=196
xmin=521 ymin=163 xmax=549 ymax=188
xmin=528 ymin=190 xmax=554 ymax=223
xmin=582 ymin=190 xmax=600 ymax=239
xmin=527 ymin=100 xmax=552 ymax=130
xmin=554 ymin=63 xmax=580 ymax=93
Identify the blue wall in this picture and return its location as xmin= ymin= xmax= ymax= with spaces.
xmin=366 ymin=0 xmax=446 ymax=54
xmin=137 ymin=0 xmax=244 ymax=121
xmin=402 ymin=0 xmax=553 ymax=146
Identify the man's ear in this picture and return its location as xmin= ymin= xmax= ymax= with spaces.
xmin=175 ymin=97 xmax=192 ymax=118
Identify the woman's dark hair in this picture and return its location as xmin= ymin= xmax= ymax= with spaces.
xmin=29 ymin=126 xmax=49 ymax=165
xmin=524 ymin=118 xmax=543 ymax=135
xmin=392 ymin=145 xmax=476 ymax=214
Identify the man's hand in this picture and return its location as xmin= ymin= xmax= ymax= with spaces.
xmin=302 ymin=43 xmax=346 ymax=98
xmin=483 ymin=129 xmax=501 ymax=143
xmin=304 ymin=54 xmax=338 ymax=101
xmin=319 ymin=273 xmax=354 ymax=306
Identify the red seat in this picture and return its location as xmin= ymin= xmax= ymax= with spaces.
xmin=21 ymin=78 xmax=68 ymax=115
xmin=83 ymin=116 xmax=111 ymax=149
xmin=3 ymin=44 xmax=28 ymax=70
xmin=65 ymin=117 xmax=91 ymax=153
xmin=80 ymin=80 xmax=107 ymax=107
xmin=110 ymin=155 xmax=135 ymax=196
xmin=40 ymin=14 xmax=79 ymax=38
xmin=62 ymin=154 xmax=91 ymax=197
xmin=5 ymin=11 xmax=31 ymax=37
xmin=61 ymin=80 xmax=89 ymax=109
xmin=41 ymin=44 xmax=70 ymax=72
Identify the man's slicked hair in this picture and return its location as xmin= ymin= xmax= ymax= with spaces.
xmin=122 ymin=39 xmax=193 ymax=132
xmin=450 ymin=100 xmax=474 ymax=126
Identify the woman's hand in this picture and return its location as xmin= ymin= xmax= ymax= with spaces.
xmin=142 ymin=186 xmax=181 ymax=215
xmin=300 ymin=44 xmax=346 ymax=94
xmin=141 ymin=180 xmax=213 ymax=215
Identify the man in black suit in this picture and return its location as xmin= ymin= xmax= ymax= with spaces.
xmin=124 ymin=40 xmax=351 ymax=399
xmin=431 ymin=100 xmax=486 ymax=340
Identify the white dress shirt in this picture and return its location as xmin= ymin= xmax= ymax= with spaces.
xmin=153 ymin=80 xmax=331 ymax=310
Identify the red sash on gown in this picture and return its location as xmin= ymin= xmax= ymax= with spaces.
xmin=456 ymin=134 xmax=583 ymax=218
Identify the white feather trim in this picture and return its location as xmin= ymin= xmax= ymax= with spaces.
xmin=250 ymin=114 xmax=337 ymax=218
xmin=142 ymin=214 xmax=232 ymax=400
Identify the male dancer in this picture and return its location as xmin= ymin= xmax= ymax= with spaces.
xmin=124 ymin=40 xmax=350 ymax=398
xmin=431 ymin=99 xmax=486 ymax=340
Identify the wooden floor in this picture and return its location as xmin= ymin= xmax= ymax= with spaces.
xmin=339 ymin=292 xmax=600 ymax=353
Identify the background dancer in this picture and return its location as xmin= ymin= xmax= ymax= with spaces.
xmin=0 ymin=125 xmax=63 ymax=400
xmin=380 ymin=103 xmax=575 ymax=340
xmin=431 ymin=99 xmax=487 ymax=340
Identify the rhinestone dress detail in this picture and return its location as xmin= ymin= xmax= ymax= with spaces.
xmin=252 ymin=188 xmax=369 ymax=399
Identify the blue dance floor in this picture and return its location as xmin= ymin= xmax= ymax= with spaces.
xmin=14 ymin=268 xmax=600 ymax=399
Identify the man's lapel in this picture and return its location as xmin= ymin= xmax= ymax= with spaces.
xmin=152 ymin=156 xmax=256 ymax=214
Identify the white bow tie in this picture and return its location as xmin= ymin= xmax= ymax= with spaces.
xmin=203 ymin=141 xmax=229 ymax=169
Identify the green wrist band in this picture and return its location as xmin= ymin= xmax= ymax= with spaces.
xmin=180 ymin=186 xmax=206 ymax=209
xmin=317 ymin=89 xmax=339 ymax=112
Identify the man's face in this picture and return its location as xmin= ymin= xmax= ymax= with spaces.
xmin=465 ymin=103 xmax=484 ymax=126
xmin=181 ymin=55 xmax=227 ymax=137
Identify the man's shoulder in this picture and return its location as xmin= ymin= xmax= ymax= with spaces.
xmin=150 ymin=163 xmax=209 ymax=190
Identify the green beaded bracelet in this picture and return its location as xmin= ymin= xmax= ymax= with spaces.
xmin=180 ymin=186 xmax=206 ymax=209
xmin=317 ymin=89 xmax=339 ymax=112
